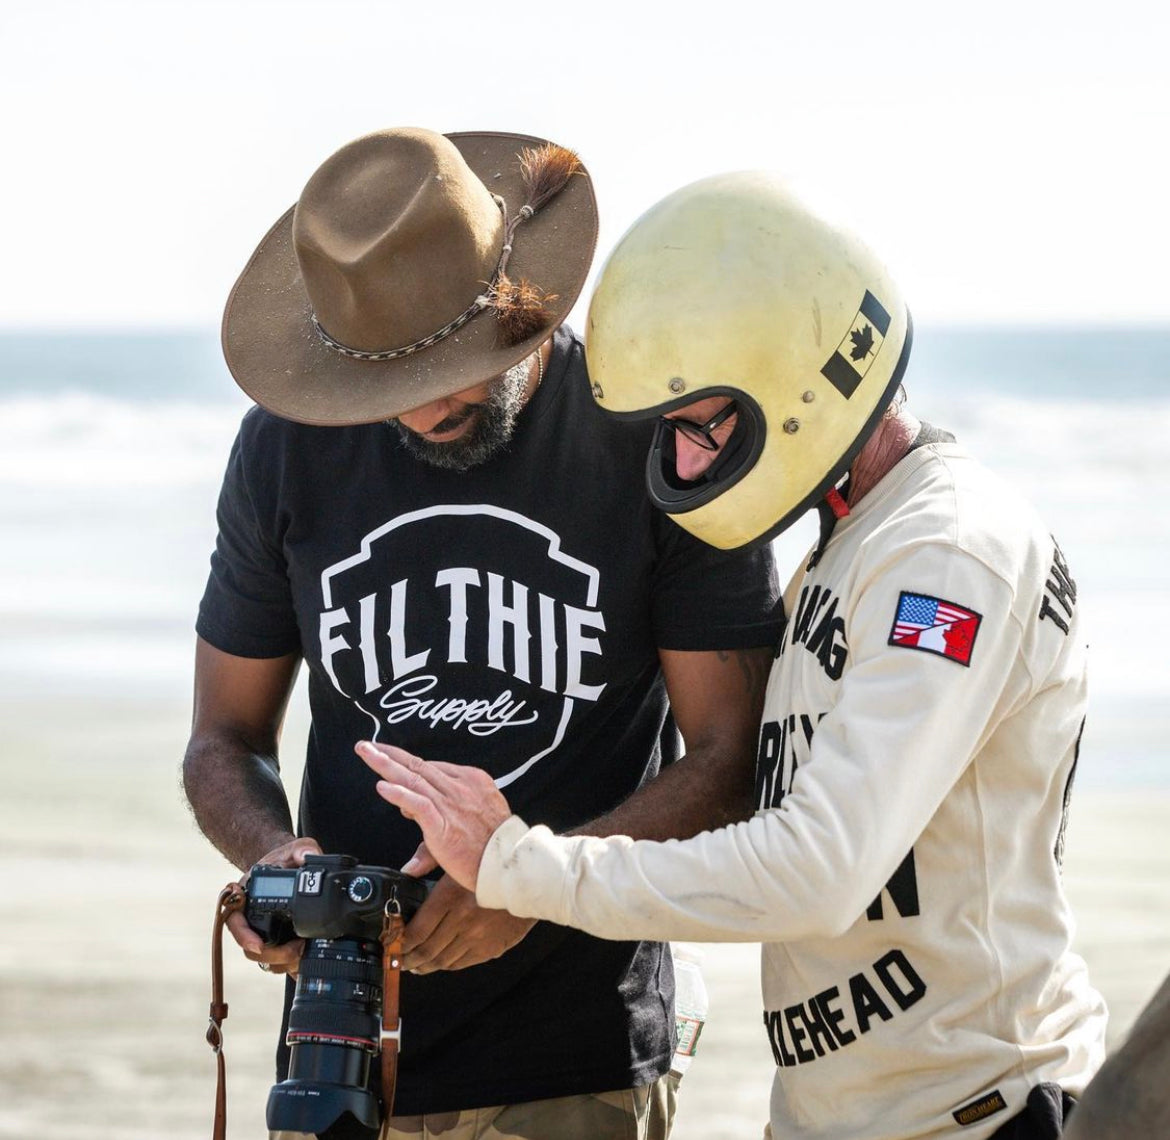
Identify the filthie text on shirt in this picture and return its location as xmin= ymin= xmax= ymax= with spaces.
xmin=318 ymin=568 xmax=608 ymax=702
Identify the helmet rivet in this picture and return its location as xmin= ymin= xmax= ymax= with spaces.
xmin=668 ymin=377 xmax=686 ymax=394
xmin=802 ymin=390 xmax=815 ymax=403
xmin=783 ymin=418 xmax=801 ymax=434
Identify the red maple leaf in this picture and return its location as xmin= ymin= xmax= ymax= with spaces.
xmin=943 ymin=620 xmax=975 ymax=663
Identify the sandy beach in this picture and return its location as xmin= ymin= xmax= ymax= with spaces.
xmin=0 ymin=690 xmax=1166 ymax=1140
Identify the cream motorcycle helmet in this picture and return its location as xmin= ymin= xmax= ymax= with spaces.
xmin=585 ymin=172 xmax=912 ymax=550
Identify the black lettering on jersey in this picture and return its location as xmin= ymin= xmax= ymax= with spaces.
xmin=1038 ymin=538 xmax=1077 ymax=635
xmin=763 ymin=1009 xmax=797 ymax=1067
xmin=791 ymin=584 xmax=830 ymax=643
xmin=815 ymin=986 xmax=857 ymax=1047
xmin=865 ymin=848 xmax=921 ymax=920
xmin=784 ymin=1005 xmax=818 ymax=1063
xmin=764 ymin=951 xmax=927 ymax=1067
xmin=873 ymin=949 xmax=927 ymax=1010
xmin=807 ymin=597 xmax=848 ymax=679
xmin=755 ymin=712 xmax=820 ymax=810
xmin=849 ymin=972 xmax=894 ymax=1034
xmin=801 ymin=990 xmax=844 ymax=1056
xmin=755 ymin=720 xmax=786 ymax=811
xmin=790 ymin=584 xmax=848 ymax=679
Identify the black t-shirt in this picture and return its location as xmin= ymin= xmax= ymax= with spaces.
xmin=198 ymin=326 xmax=782 ymax=1114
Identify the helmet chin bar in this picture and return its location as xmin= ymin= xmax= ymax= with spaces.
xmin=642 ymin=317 xmax=914 ymax=551
xmin=646 ymin=393 xmax=766 ymax=513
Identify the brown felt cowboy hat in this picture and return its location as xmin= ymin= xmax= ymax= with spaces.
xmin=222 ymin=128 xmax=598 ymax=426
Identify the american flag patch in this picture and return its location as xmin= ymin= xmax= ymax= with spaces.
xmin=888 ymin=591 xmax=982 ymax=666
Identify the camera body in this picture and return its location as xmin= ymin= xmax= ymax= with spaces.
xmin=243 ymin=853 xmax=430 ymax=1135
xmin=245 ymin=852 xmax=430 ymax=943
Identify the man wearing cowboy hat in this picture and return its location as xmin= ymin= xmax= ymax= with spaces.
xmin=356 ymin=172 xmax=1109 ymax=1140
xmin=182 ymin=129 xmax=782 ymax=1140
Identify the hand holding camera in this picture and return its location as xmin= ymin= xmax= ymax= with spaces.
xmin=228 ymin=835 xmax=322 ymax=976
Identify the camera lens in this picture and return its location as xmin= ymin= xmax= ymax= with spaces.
xmin=266 ymin=937 xmax=383 ymax=1135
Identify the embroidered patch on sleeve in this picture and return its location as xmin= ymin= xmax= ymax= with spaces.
xmin=888 ymin=591 xmax=982 ymax=666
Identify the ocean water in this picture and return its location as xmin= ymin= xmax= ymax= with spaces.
xmin=0 ymin=326 xmax=1167 ymax=786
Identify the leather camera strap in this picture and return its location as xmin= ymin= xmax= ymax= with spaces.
xmin=206 ymin=882 xmax=407 ymax=1136
xmin=379 ymin=904 xmax=406 ymax=1118
xmin=208 ymin=882 xmax=246 ymax=1140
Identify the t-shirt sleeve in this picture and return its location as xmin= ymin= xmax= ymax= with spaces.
xmin=649 ymin=514 xmax=784 ymax=651
xmin=196 ymin=418 xmax=302 ymax=659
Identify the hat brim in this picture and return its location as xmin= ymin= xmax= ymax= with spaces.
xmin=221 ymin=131 xmax=599 ymax=426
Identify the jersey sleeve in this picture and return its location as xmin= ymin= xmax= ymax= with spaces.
xmin=648 ymin=516 xmax=784 ymax=651
xmin=478 ymin=541 xmax=1027 ymax=943
xmin=196 ymin=415 xmax=302 ymax=659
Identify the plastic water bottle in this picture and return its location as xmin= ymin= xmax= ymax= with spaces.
xmin=670 ymin=943 xmax=709 ymax=1077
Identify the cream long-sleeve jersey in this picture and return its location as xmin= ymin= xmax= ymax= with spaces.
xmin=477 ymin=441 xmax=1107 ymax=1139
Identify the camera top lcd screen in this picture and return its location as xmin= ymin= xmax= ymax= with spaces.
xmin=251 ymin=874 xmax=296 ymax=898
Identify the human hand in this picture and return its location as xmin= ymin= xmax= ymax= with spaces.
xmin=229 ymin=835 xmax=323 ymax=977
xmin=355 ymin=741 xmax=511 ymax=892
xmin=400 ymin=873 xmax=536 ymax=973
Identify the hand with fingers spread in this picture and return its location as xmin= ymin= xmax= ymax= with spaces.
xmin=356 ymin=740 xmax=511 ymax=893
xmin=230 ymin=835 xmax=323 ymax=977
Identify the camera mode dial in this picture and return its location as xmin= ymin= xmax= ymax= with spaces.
xmin=347 ymin=876 xmax=375 ymax=904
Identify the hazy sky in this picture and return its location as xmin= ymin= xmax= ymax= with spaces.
xmin=3 ymin=0 xmax=1167 ymax=328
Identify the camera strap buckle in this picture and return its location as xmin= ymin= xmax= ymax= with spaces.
xmin=380 ymin=902 xmax=407 ymax=1117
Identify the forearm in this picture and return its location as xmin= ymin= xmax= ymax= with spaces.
xmin=182 ymin=730 xmax=296 ymax=871
xmin=572 ymin=744 xmax=754 ymax=842
xmin=479 ymin=816 xmax=782 ymax=943
xmin=481 ymin=786 xmax=891 ymax=945
xmin=573 ymin=645 xmax=768 ymax=842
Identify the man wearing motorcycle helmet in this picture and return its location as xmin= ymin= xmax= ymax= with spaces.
xmin=358 ymin=172 xmax=1109 ymax=1140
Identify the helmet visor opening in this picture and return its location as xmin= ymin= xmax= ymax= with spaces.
xmin=646 ymin=392 xmax=765 ymax=512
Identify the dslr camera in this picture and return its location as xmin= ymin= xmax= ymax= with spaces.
xmin=245 ymin=853 xmax=429 ymax=1135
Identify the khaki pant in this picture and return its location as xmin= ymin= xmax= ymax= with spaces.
xmin=380 ymin=1074 xmax=679 ymax=1140
xmin=271 ymin=1073 xmax=678 ymax=1140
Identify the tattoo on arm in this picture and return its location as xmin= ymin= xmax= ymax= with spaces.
xmin=718 ymin=647 xmax=771 ymax=705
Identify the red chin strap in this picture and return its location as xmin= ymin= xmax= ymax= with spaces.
xmin=824 ymin=486 xmax=851 ymax=519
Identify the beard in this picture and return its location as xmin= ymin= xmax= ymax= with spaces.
xmin=392 ymin=358 xmax=532 ymax=472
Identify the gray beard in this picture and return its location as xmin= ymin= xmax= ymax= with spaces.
xmin=392 ymin=358 xmax=532 ymax=472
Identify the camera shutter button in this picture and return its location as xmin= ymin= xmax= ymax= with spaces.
xmin=347 ymin=876 xmax=375 ymax=904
